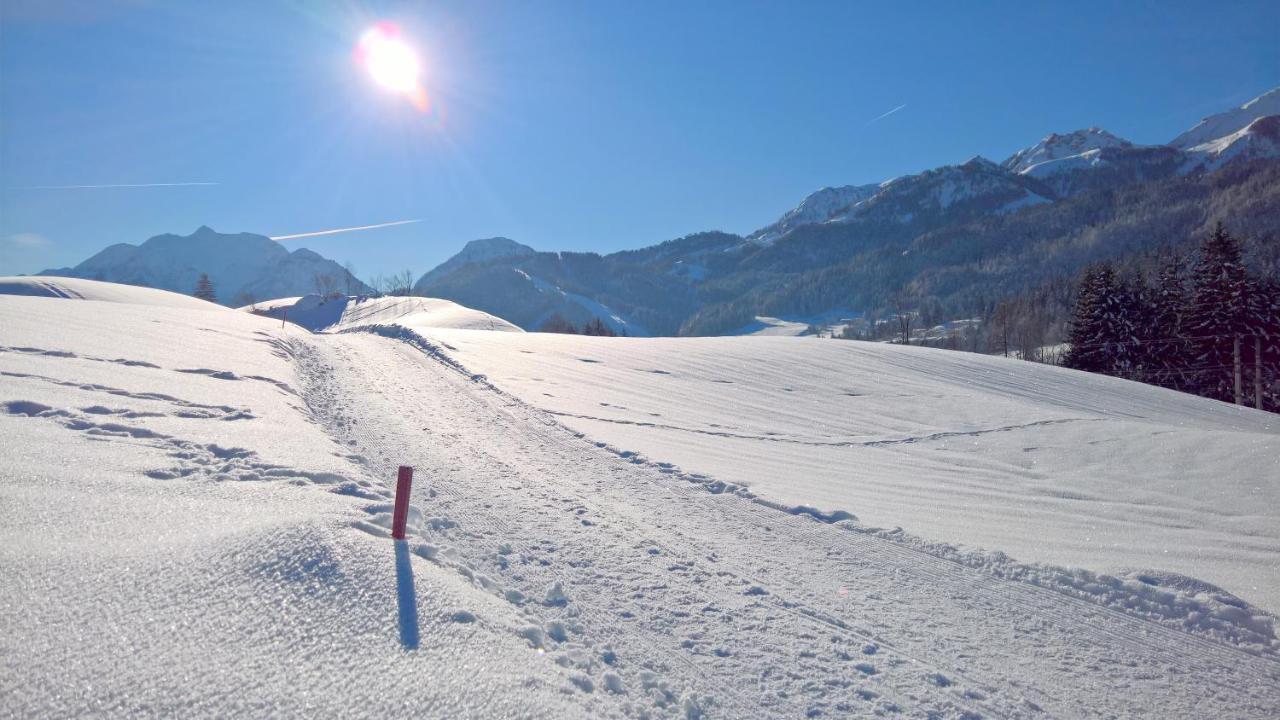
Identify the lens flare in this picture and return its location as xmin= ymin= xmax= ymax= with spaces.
xmin=356 ymin=22 xmax=427 ymax=110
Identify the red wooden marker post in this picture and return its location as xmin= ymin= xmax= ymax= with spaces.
xmin=392 ymin=465 xmax=414 ymax=540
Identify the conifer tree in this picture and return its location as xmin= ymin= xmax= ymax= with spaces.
xmin=1185 ymin=224 xmax=1249 ymax=401
xmin=1146 ymin=257 xmax=1190 ymax=390
xmin=539 ymin=313 xmax=578 ymax=334
xmin=193 ymin=273 xmax=217 ymax=303
xmin=1064 ymin=264 xmax=1116 ymax=372
xmin=582 ymin=317 xmax=617 ymax=336
xmin=1110 ymin=276 xmax=1151 ymax=378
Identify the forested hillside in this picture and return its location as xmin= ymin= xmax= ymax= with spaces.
xmin=685 ymin=159 xmax=1280 ymax=336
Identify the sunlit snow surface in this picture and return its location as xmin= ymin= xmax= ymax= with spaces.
xmin=0 ymin=283 xmax=585 ymax=717
xmin=246 ymin=293 xmax=523 ymax=333
xmin=4 ymin=278 xmax=1280 ymax=718
xmin=419 ymin=329 xmax=1280 ymax=612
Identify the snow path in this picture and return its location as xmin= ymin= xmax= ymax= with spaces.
xmin=417 ymin=330 xmax=1280 ymax=613
xmin=0 ymin=296 xmax=599 ymax=717
xmin=297 ymin=331 xmax=1280 ymax=718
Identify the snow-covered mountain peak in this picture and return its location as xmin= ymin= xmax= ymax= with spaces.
xmin=1182 ymin=113 xmax=1280 ymax=172
xmin=1170 ymin=87 xmax=1280 ymax=149
xmin=40 ymin=226 xmax=365 ymax=304
xmin=459 ymin=236 xmax=536 ymax=257
xmin=748 ymin=182 xmax=881 ymax=244
xmin=1003 ymin=127 xmax=1132 ymax=175
xmin=414 ymin=237 xmax=538 ymax=292
xmin=960 ymin=155 xmax=1000 ymax=171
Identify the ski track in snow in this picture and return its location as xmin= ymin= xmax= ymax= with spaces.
xmin=294 ymin=329 xmax=1280 ymax=718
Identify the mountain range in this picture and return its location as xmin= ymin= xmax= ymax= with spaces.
xmin=411 ymin=88 xmax=1280 ymax=335
xmin=41 ymin=226 xmax=368 ymax=305
xmin=39 ymin=88 xmax=1280 ymax=333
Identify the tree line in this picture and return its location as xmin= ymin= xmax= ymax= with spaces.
xmin=1063 ymin=224 xmax=1279 ymax=411
xmin=539 ymin=314 xmax=621 ymax=336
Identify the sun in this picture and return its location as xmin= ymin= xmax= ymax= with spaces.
xmin=357 ymin=23 xmax=422 ymax=97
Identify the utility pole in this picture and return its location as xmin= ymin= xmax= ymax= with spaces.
xmin=1233 ymin=336 xmax=1242 ymax=405
xmin=1256 ymin=336 xmax=1264 ymax=411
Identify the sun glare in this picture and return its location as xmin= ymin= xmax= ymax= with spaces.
xmin=357 ymin=23 xmax=425 ymax=106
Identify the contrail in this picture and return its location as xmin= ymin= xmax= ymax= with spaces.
xmin=270 ymin=219 xmax=422 ymax=241
xmin=15 ymin=182 xmax=220 ymax=189
xmin=867 ymin=103 xmax=907 ymax=124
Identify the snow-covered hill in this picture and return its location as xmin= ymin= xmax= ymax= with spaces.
xmin=244 ymin=294 xmax=523 ymax=333
xmin=3 ymin=281 xmax=1279 ymax=717
xmin=0 ymin=275 xmax=220 ymax=310
xmin=0 ymin=284 xmax=583 ymax=717
xmin=416 ymin=328 xmax=1280 ymax=615
xmin=41 ymin=225 xmax=368 ymax=305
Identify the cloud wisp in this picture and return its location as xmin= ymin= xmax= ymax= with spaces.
xmin=270 ymin=219 xmax=422 ymax=241
xmin=15 ymin=182 xmax=220 ymax=190
xmin=7 ymin=233 xmax=50 ymax=247
xmin=866 ymin=103 xmax=908 ymax=125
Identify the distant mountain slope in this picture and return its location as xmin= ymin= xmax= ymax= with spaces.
xmin=41 ymin=226 xmax=368 ymax=305
xmin=1170 ymin=88 xmax=1280 ymax=149
xmin=1183 ymin=115 xmax=1280 ymax=171
xmin=413 ymin=88 xmax=1280 ymax=337
xmin=680 ymin=158 xmax=1280 ymax=335
xmin=411 ymin=237 xmax=535 ymax=292
xmin=1002 ymin=127 xmax=1134 ymax=175
xmin=747 ymin=183 xmax=881 ymax=244
xmin=415 ymin=244 xmax=720 ymax=336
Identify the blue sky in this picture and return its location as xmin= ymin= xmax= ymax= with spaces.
xmin=2 ymin=0 xmax=1278 ymax=278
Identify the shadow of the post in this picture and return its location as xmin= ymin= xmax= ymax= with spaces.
xmin=394 ymin=540 xmax=420 ymax=650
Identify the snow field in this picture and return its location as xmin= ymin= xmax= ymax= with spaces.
xmin=296 ymin=328 xmax=1280 ymax=717
xmin=0 ymin=288 xmax=605 ymax=717
xmin=4 ymin=281 xmax=1280 ymax=718
xmin=403 ymin=328 xmax=1280 ymax=617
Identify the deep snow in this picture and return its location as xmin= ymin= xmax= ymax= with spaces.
xmin=3 ymin=279 xmax=1280 ymax=718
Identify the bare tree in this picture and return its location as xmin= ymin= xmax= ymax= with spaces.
xmin=386 ymin=269 xmax=414 ymax=296
xmin=989 ymin=302 xmax=1014 ymax=357
xmin=343 ymin=261 xmax=360 ymax=296
xmin=1015 ymin=313 xmax=1047 ymax=363
xmin=231 ymin=291 xmax=256 ymax=309
xmin=896 ymin=313 xmax=913 ymax=345
xmin=314 ymin=272 xmax=338 ymax=298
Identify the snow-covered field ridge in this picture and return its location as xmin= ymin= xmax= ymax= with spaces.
xmin=3 ymin=278 xmax=1279 ymax=717
xmin=245 ymin=293 xmax=523 ymax=333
